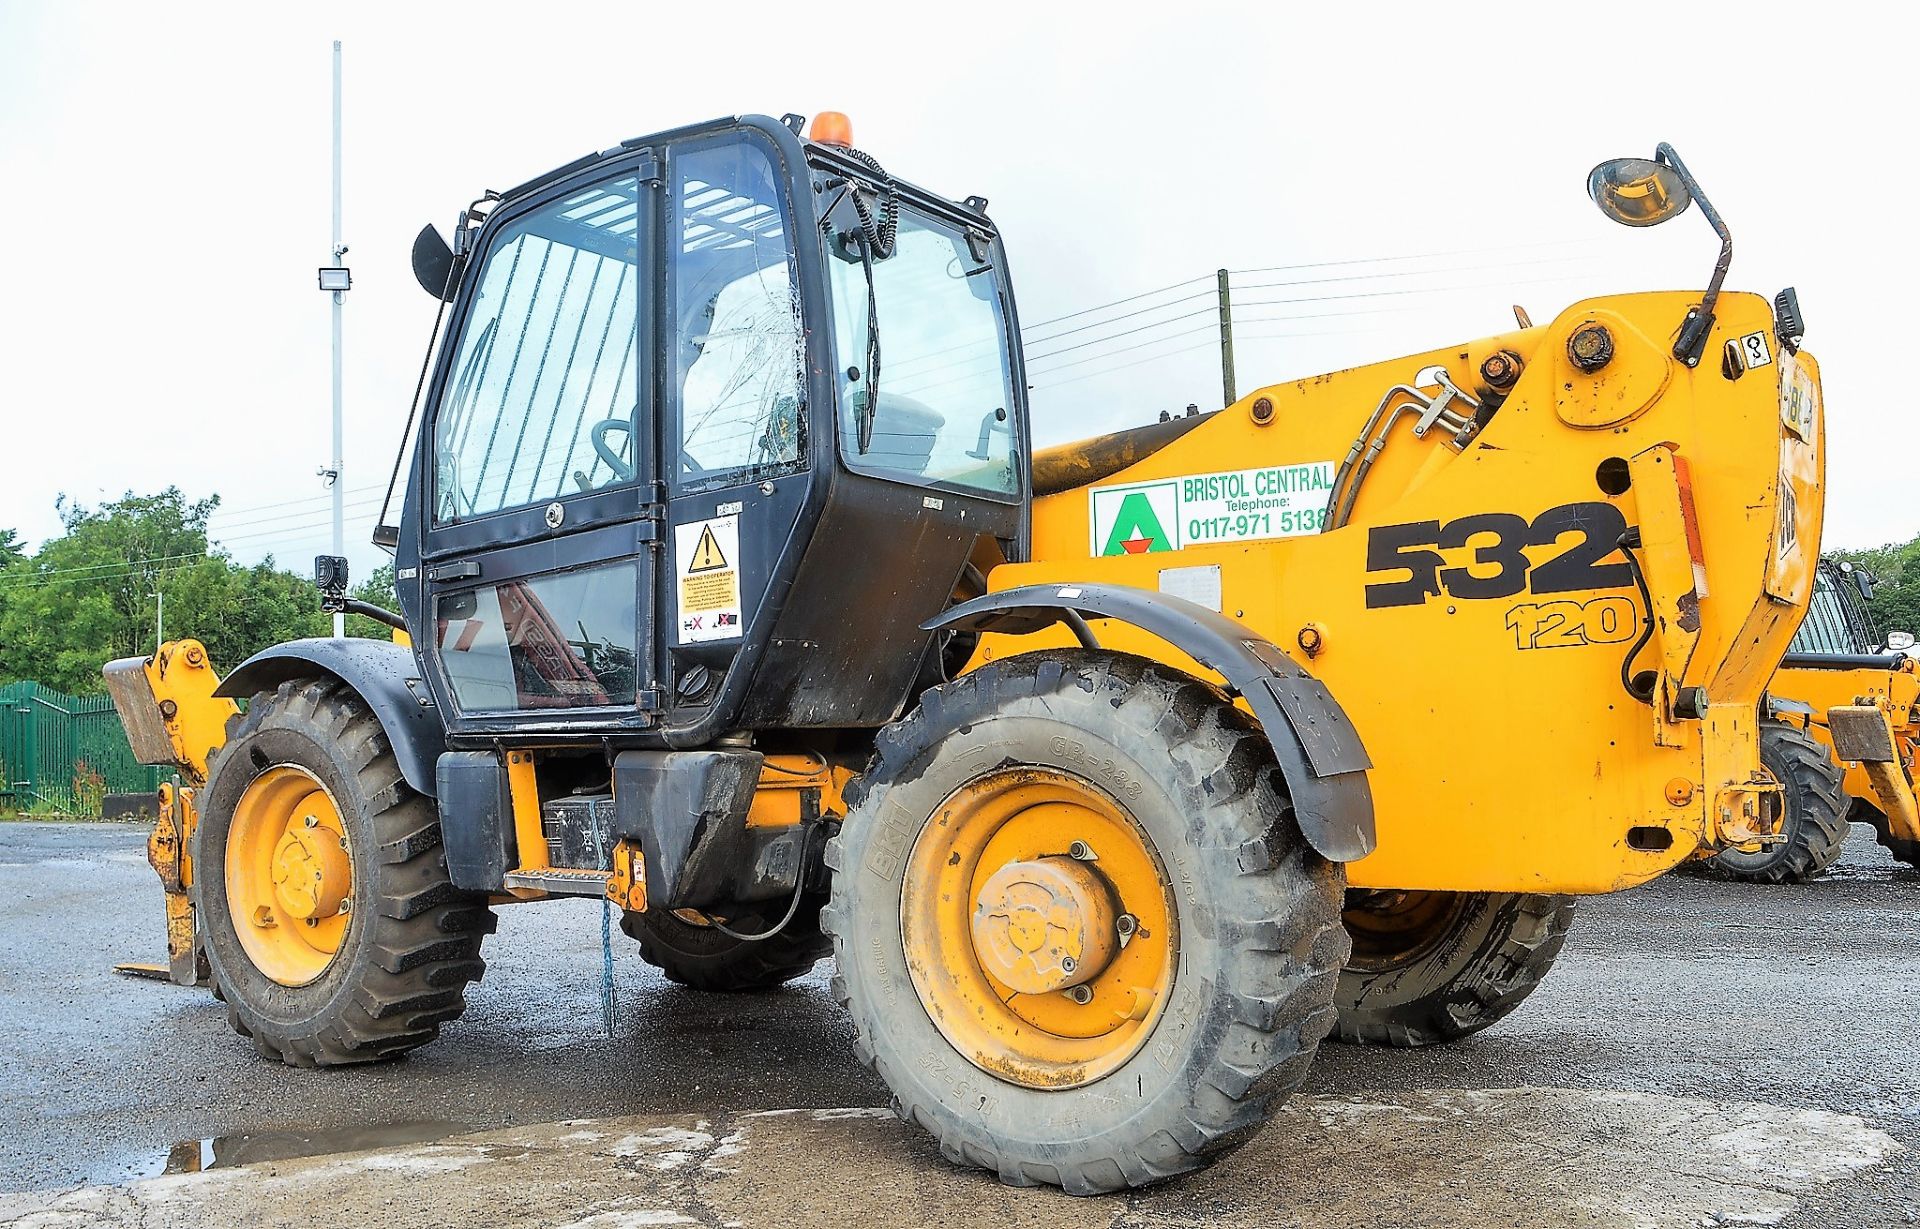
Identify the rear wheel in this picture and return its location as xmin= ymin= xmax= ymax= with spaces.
xmin=618 ymin=901 xmax=829 ymax=991
xmin=194 ymin=678 xmax=493 ymax=1066
xmin=1334 ymin=890 xmax=1573 ymax=1046
xmin=824 ymin=651 xmax=1348 ymax=1194
xmin=1703 ymin=721 xmax=1849 ymax=884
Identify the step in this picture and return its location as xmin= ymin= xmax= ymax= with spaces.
xmin=502 ymin=868 xmax=611 ymax=897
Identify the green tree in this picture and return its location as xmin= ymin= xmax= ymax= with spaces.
xmin=1833 ymin=536 xmax=1920 ymax=641
xmin=345 ymin=562 xmax=402 ymax=641
xmin=0 ymin=490 xmax=331 ymax=693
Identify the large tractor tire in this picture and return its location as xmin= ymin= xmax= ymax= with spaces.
xmin=619 ymin=900 xmax=830 ymax=991
xmin=1334 ymin=890 xmax=1574 ymax=1047
xmin=194 ymin=678 xmax=494 ymax=1066
xmin=824 ymin=651 xmax=1348 ymax=1195
xmin=1701 ymin=721 xmax=1849 ymax=885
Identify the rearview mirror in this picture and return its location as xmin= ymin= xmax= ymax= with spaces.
xmin=1888 ymin=631 xmax=1916 ymax=651
xmin=412 ymin=224 xmax=457 ymax=301
xmin=1587 ymin=158 xmax=1692 ymax=227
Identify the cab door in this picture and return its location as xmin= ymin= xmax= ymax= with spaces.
xmin=415 ymin=155 xmax=662 ymax=735
xmin=657 ymin=135 xmax=816 ymax=722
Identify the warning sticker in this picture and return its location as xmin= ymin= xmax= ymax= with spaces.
xmin=1089 ymin=461 xmax=1336 ymax=556
xmin=675 ymin=516 xmax=742 ymax=643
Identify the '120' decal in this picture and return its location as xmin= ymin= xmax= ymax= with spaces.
xmin=1364 ymin=502 xmax=1632 ymax=609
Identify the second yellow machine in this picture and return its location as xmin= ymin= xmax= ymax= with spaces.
xmin=108 ymin=116 xmax=1822 ymax=1194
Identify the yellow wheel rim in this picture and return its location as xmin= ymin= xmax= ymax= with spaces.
xmin=901 ymin=767 xmax=1177 ymax=1090
xmin=226 ymin=765 xmax=354 ymax=987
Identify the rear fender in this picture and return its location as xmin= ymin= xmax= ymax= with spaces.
xmin=215 ymin=638 xmax=444 ymax=797
xmin=928 ymin=583 xmax=1376 ymax=861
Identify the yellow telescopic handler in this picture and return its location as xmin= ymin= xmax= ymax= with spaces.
xmin=106 ymin=116 xmax=1822 ymax=1194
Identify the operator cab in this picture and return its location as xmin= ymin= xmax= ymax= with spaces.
xmin=393 ymin=113 xmax=1029 ymax=747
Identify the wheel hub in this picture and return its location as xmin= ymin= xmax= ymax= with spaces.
xmin=271 ymin=819 xmax=351 ymax=921
xmin=970 ymin=856 xmax=1118 ymax=994
xmin=227 ymin=765 xmax=354 ymax=987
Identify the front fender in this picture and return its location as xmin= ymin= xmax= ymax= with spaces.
xmin=928 ymin=584 xmax=1376 ymax=861
xmin=215 ymin=638 xmax=444 ymax=797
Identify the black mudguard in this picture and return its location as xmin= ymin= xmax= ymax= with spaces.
xmin=927 ymin=584 xmax=1376 ymax=861
xmin=215 ymin=638 xmax=444 ymax=797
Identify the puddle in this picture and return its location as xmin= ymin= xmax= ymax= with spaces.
xmin=154 ymin=1120 xmax=469 ymax=1176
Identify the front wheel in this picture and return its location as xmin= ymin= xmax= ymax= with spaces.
xmin=1334 ymin=890 xmax=1573 ymax=1046
xmin=194 ymin=678 xmax=494 ymax=1066
xmin=824 ymin=651 xmax=1348 ymax=1195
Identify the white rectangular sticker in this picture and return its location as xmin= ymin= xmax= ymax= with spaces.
xmin=674 ymin=516 xmax=742 ymax=643
xmin=1737 ymin=330 xmax=1773 ymax=371
xmin=1089 ymin=462 xmax=1335 ymax=556
xmin=1158 ymin=564 xmax=1222 ymax=612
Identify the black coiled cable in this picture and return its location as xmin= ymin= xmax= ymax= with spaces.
xmin=840 ymin=147 xmax=897 ymax=258
xmin=1617 ymin=528 xmax=1657 ymax=706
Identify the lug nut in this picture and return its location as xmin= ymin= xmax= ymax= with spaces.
xmin=1116 ymin=914 xmax=1138 ymax=938
xmin=303 ymin=815 xmax=318 ymax=829
xmin=1067 ymin=840 xmax=1095 ymax=861
xmin=1065 ymin=985 xmax=1093 ymax=1005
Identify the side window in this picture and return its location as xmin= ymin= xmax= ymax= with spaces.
xmin=433 ymin=175 xmax=640 ymax=524
xmin=672 ymin=142 xmax=806 ymax=489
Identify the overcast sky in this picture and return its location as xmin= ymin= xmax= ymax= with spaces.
xmin=3 ymin=1 xmax=1915 ymax=579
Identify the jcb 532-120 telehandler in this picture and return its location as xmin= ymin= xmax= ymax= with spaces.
xmin=1700 ymin=558 xmax=1918 ymax=882
xmin=106 ymin=114 xmax=1824 ymax=1194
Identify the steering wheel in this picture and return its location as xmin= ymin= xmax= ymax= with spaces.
xmin=590 ymin=418 xmax=636 ymax=483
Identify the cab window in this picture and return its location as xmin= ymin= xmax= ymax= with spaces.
xmin=432 ymin=174 xmax=641 ymax=525
xmin=671 ymin=141 xmax=807 ymax=491
xmin=827 ymin=207 xmax=1018 ymax=498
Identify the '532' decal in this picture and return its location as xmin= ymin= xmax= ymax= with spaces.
xmin=1364 ymin=501 xmax=1632 ymax=609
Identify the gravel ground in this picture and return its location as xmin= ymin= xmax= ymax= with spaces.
xmin=1 ymin=820 xmax=1914 ymax=1225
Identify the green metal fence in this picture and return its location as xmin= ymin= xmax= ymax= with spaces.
xmin=0 ymin=681 xmax=163 ymax=814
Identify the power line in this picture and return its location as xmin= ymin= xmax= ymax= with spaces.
xmin=0 ymin=554 xmax=206 ymax=592
xmin=1229 ymin=235 xmax=1608 ymax=278
xmin=1018 ymin=274 xmax=1212 ymax=332
xmin=204 ymin=481 xmax=383 ymax=521
xmin=1021 ymin=288 xmax=1217 ymax=348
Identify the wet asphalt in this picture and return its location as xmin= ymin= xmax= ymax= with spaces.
xmin=1 ymin=820 xmax=1915 ymax=1225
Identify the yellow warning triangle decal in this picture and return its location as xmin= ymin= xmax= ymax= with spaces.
xmin=687 ymin=524 xmax=729 ymax=573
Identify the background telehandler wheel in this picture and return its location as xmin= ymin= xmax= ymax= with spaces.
xmin=1863 ymin=804 xmax=1920 ymax=871
xmin=618 ymin=900 xmax=830 ymax=991
xmin=1699 ymin=721 xmax=1849 ymax=885
xmin=194 ymin=678 xmax=494 ymax=1067
xmin=823 ymin=651 xmax=1348 ymax=1194
xmin=1334 ymin=890 xmax=1573 ymax=1047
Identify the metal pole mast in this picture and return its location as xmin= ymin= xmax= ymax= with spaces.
xmin=1216 ymin=268 xmax=1237 ymax=408
xmin=329 ymin=39 xmax=346 ymax=637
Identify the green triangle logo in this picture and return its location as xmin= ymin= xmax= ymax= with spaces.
xmin=1100 ymin=491 xmax=1172 ymax=557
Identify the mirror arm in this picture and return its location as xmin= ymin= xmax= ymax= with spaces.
xmin=1656 ymin=143 xmax=1732 ymax=368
